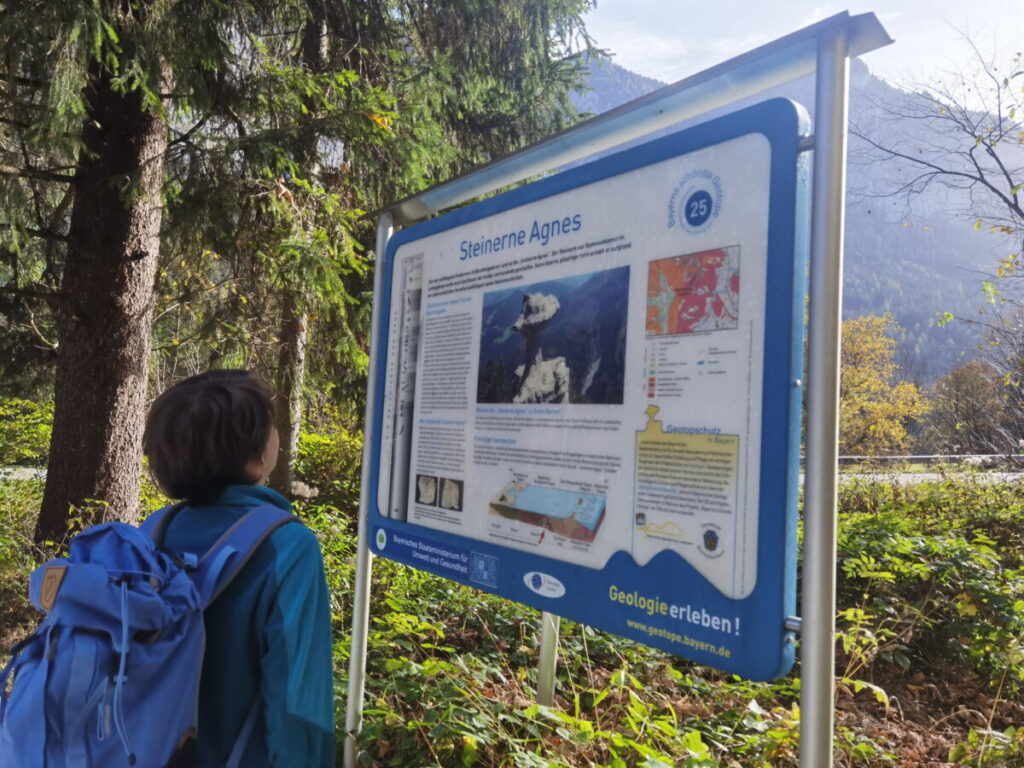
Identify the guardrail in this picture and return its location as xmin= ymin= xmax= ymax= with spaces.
xmin=836 ymin=454 xmax=1024 ymax=466
xmin=0 ymin=467 xmax=46 ymax=479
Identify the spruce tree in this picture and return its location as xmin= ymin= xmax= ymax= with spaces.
xmin=1 ymin=0 xmax=595 ymax=540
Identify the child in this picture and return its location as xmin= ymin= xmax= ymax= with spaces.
xmin=143 ymin=369 xmax=334 ymax=767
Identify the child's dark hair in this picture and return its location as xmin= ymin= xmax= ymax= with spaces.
xmin=144 ymin=369 xmax=274 ymax=504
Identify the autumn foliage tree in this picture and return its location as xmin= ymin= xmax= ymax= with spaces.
xmin=852 ymin=39 xmax=1024 ymax=424
xmin=922 ymin=359 xmax=1011 ymax=454
xmin=840 ymin=315 xmax=929 ymax=455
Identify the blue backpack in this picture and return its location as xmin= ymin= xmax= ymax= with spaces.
xmin=0 ymin=504 xmax=297 ymax=768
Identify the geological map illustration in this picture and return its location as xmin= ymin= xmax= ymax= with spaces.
xmin=646 ymin=247 xmax=740 ymax=336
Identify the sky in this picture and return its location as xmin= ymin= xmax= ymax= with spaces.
xmin=582 ymin=1 xmax=1024 ymax=87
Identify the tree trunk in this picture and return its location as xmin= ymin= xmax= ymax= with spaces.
xmin=35 ymin=64 xmax=168 ymax=543
xmin=267 ymin=0 xmax=326 ymax=497
xmin=269 ymin=293 xmax=308 ymax=494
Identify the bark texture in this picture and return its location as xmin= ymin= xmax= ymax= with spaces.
xmin=267 ymin=0 xmax=325 ymax=496
xmin=35 ymin=65 xmax=168 ymax=543
xmin=269 ymin=293 xmax=308 ymax=494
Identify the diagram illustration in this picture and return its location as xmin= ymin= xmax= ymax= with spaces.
xmin=488 ymin=481 xmax=607 ymax=542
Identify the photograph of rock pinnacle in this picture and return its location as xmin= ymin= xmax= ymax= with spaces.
xmin=476 ymin=266 xmax=630 ymax=405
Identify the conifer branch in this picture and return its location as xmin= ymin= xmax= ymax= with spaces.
xmin=0 ymin=73 xmax=48 ymax=88
xmin=24 ymin=227 xmax=69 ymax=243
xmin=0 ymin=164 xmax=74 ymax=183
xmin=0 ymin=284 xmax=59 ymax=301
xmin=0 ymin=116 xmax=32 ymax=129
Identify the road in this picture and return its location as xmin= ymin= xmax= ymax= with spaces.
xmin=839 ymin=472 xmax=1023 ymax=484
xmin=0 ymin=468 xmax=46 ymax=481
xmin=3 ymin=468 xmax=1022 ymax=485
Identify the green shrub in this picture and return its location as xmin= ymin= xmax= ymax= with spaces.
xmin=836 ymin=479 xmax=1024 ymax=692
xmin=0 ymin=398 xmax=52 ymax=466
xmin=0 ymin=478 xmax=44 ymax=645
xmin=341 ymin=475 xmax=1023 ymax=765
xmin=949 ymin=726 xmax=1024 ymax=767
xmin=295 ymin=427 xmax=363 ymax=514
xmin=139 ymin=462 xmax=173 ymax=515
xmin=3 ymin=468 xmax=1021 ymax=766
xmin=293 ymin=501 xmax=356 ymax=626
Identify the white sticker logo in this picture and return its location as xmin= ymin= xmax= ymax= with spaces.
xmin=524 ymin=571 xmax=566 ymax=598
xmin=375 ymin=529 xmax=387 ymax=551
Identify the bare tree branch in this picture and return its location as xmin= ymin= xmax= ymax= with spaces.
xmin=168 ymin=115 xmax=211 ymax=147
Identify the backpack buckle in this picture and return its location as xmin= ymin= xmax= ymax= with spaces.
xmin=173 ymin=552 xmax=199 ymax=571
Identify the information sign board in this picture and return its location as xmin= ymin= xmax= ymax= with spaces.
xmin=367 ymin=98 xmax=810 ymax=680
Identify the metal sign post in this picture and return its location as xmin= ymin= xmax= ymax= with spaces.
xmin=801 ymin=27 xmax=850 ymax=768
xmin=343 ymin=212 xmax=393 ymax=768
xmin=343 ymin=13 xmax=890 ymax=768
xmin=537 ymin=612 xmax=560 ymax=706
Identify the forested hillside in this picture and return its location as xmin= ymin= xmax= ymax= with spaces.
xmin=573 ymin=55 xmax=1007 ymax=382
xmin=572 ymin=55 xmax=665 ymax=116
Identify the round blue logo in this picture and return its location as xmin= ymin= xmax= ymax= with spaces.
xmin=531 ymin=573 xmax=544 ymax=590
xmin=668 ymin=169 xmax=723 ymax=234
xmin=703 ymin=529 xmax=719 ymax=552
xmin=684 ymin=190 xmax=713 ymax=228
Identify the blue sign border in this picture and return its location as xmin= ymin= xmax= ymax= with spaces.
xmin=367 ymin=98 xmax=809 ymax=680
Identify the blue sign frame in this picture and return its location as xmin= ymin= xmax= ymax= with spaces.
xmin=366 ymin=98 xmax=809 ymax=680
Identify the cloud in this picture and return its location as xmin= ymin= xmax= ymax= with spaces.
xmin=798 ymin=4 xmax=839 ymax=28
xmin=878 ymin=11 xmax=906 ymax=24
xmin=586 ymin=15 xmax=772 ymax=84
xmin=583 ymin=0 xmax=1024 ymax=90
xmin=702 ymin=33 xmax=774 ymax=66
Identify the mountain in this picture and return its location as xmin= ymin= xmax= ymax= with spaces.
xmin=573 ymin=56 xmax=665 ymax=116
xmin=571 ymin=55 xmax=1008 ymax=382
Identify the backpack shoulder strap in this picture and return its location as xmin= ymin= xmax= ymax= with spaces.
xmin=140 ymin=501 xmax=189 ymax=547
xmin=193 ymin=505 xmax=300 ymax=607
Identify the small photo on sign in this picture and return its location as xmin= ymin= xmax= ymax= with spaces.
xmin=646 ymin=246 xmax=740 ymax=336
xmin=440 ymin=478 xmax=464 ymax=511
xmin=415 ymin=475 xmax=439 ymax=506
xmin=476 ymin=265 xmax=630 ymax=405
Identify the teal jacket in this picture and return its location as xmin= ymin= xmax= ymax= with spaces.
xmin=160 ymin=485 xmax=334 ymax=767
